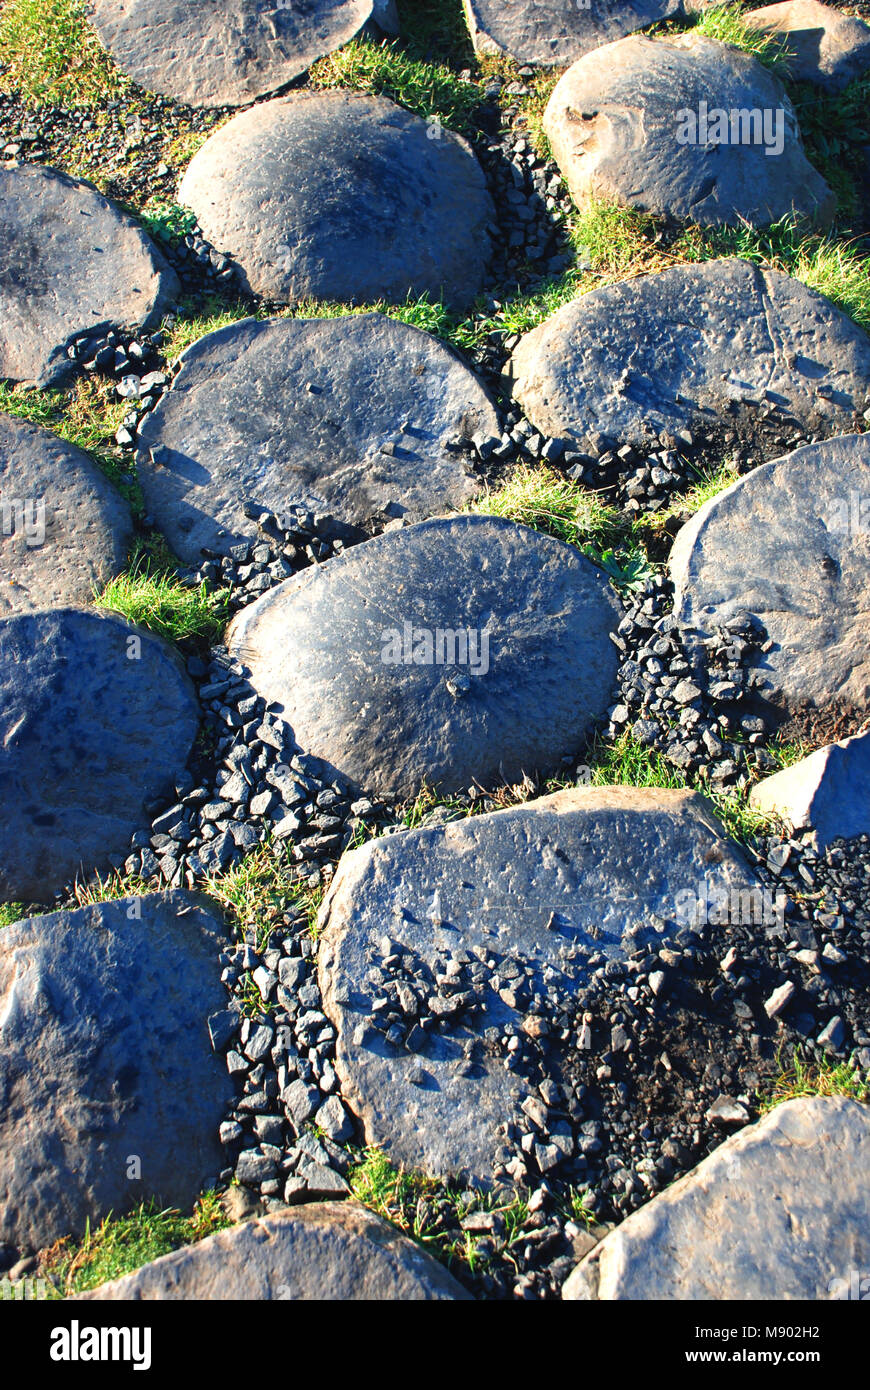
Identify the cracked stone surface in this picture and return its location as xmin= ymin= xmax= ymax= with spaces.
xmin=563 ymin=1097 xmax=870 ymax=1299
xmin=462 ymin=0 xmax=713 ymax=66
xmin=745 ymin=0 xmax=870 ymax=92
xmin=227 ymin=515 xmax=622 ymax=799
xmin=670 ymin=433 xmax=870 ymax=713
xmin=508 ymin=259 xmax=870 ymax=453
xmin=178 ymin=92 xmax=494 ymax=308
xmin=88 ymin=0 xmax=390 ymax=108
xmin=318 ymin=786 xmax=761 ymax=1185
xmin=543 ymin=33 xmax=835 ymax=227
xmin=0 ymin=609 xmax=199 ymax=901
xmin=137 ymin=313 xmax=498 ymax=564
xmin=76 ymin=1202 xmax=469 ymax=1299
xmin=0 ymin=892 xmax=232 ymax=1255
xmin=0 ymin=163 xmax=179 ymax=389
xmin=0 ymin=413 xmax=132 ymax=615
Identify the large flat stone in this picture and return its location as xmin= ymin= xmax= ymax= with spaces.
xmin=543 ymin=33 xmax=834 ymax=227
xmin=227 ymin=515 xmax=621 ymax=799
xmin=178 ymin=92 xmax=494 ymax=309
xmin=563 ymin=1097 xmax=870 ymax=1299
xmin=462 ymin=0 xmax=712 ymax=66
xmin=88 ymin=1 xmax=391 ymax=108
xmin=318 ymin=787 xmax=761 ymax=1184
xmin=670 ymin=434 xmax=870 ymax=713
xmin=745 ymin=1 xmax=870 ymax=92
xmin=0 ymin=608 xmax=198 ymax=901
xmin=749 ymin=727 xmax=870 ymax=849
xmin=137 ymin=313 xmax=497 ymax=564
xmin=0 ymin=413 xmax=132 ymax=614
xmin=77 ymin=1202 xmax=468 ymax=1299
xmin=0 ymin=892 xmax=232 ymax=1255
xmin=508 ymin=259 xmax=870 ymax=453
xmin=0 ymin=164 xmax=179 ymax=389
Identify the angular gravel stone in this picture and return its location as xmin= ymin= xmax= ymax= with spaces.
xmin=228 ymin=515 xmax=621 ymax=799
xmin=463 ymin=0 xmax=712 ymax=66
xmin=744 ymin=1 xmax=870 ymax=91
xmin=670 ymin=434 xmax=870 ymax=712
xmin=179 ymin=92 xmax=494 ymax=309
xmin=88 ymin=0 xmax=390 ymax=108
xmin=750 ymin=728 xmax=870 ymax=849
xmin=137 ymin=313 xmax=497 ymax=563
xmin=0 ymin=164 xmax=179 ymax=389
xmin=0 ymin=609 xmax=198 ymax=901
xmin=544 ymin=33 xmax=834 ymax=227
xmin=318 ymin=786 xmax=762 ymax=1183
xmin=0 ymin=414 xmax=132 ymax=614
xmin=0 ymin=892 xmax=232 ymax=1254
xmin=563 ymin=1098 xmax=870 ymax=1299
xmin=509 ymin=260 xmax=870 ymax=453
xmin=76 ymin=1202 xmax=468 ymax=1300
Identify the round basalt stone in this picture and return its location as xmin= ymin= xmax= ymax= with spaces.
xmin=88 ymin=0 xmax=387 ymax=108
xmin=462 ymin=0 xmax=713 ymax=66
xmin=508 ymin=259 xmax=870 ymax=453
xmin=137 ymin=313 xmax=498 ymax=564
xmin=75 ymin=1203 xmax=469 ymax=1300
xmin=0 ymin=414 xmax=132 ymax=615
xmin=0 ymin=892 xmax=233 ymax=1255
xmin=317 ymin=786 xmax=761 ymax=1184
xmin=0 ymin=164 xmax=179 ymax=389
xmin=670 ymin=433 xmax=870 ymax=713
xmin=543 ymin=33 xmax=834 ymax=227
xmin=227 ymin=515 xmax=622 ymax=799
xmin=744 ymin=1 xmax=870 ymax=93
xmin=178 ymin=92 xmax=495 ymax=308
xmin=0 ymin=609 xmax=199 ymax=902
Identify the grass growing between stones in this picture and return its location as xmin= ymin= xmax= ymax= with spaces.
xmin=692 ymin=2 xmax=793 ymax=78
xmin=309 ymin=37 xmax=481 ymax=134
xmin=95 ymin=549 xmax=230 ymax=645
xmin=758 ymin=1047 xmax=869 ymax=1113
xmin=40 ymin=1193 xmax=228 ymax=1297
xmin=203 ymin=842 xmax=324 ymax=952
xmin=0 ymin=379 xmax=135 ymax=499
xmin=0 ymin=0 xmax=129 ymax=107
xmin=0 ymin=901 xmax=24 ymax=927
xmin=69 ymin=867 xmax=152 ymax=911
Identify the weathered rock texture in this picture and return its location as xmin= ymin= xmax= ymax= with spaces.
xmin=227 ymin=515 xmax=622 ymax=799
xmin=563 ymin=1097 xmax=870 ymax=1299
xmin=178 ymin=92 xmax=494 ymax=308
xmin=745 ymin=1 xmax=870 ymax=91
xmin=750 ymin=727 xmax=870 ymax=848
xmin=0 ymin=893 xmax=232 ymax=1255
xmin=0 ymin=164 xmax=179 ymax=389
xmin=463 ymin=0 xmax=712 ymax=66
xmin=137 ymin=313 xmax=498 ymax=564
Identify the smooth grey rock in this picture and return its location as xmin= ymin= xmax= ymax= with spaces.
xmin=745 ymin=1 xmax=870 ymax=91
xmin=563 ymin=1097 xmax=870 ymax=1299
xmin=749 ymin=727 xmax=870 ymax=848
xmin=227 ymin=515 xmax=621 ymax=799
xmin=543 ymin=33 xmax=834 ymax=227
xmin=88 ymin=0 xmax=387 ymax=108
xmin=670 ymin=434 xmax=870 ymax=712
xmin=462 ymin=0 xmax=712 ymax=66
xmin=0 ymin=609 xmax=198 ymax=901
xmin=0 ymin=892 xmax=232 ymax=1255
xmin=179 ymin=92 xmax=494 ymax=309
xmin=0 ymin=414 xmax=132 ymax=614
xmin=76 ymin=1202 xmax=468 ymax=1299
xmin=0 ymin=164 xmax=179 ymax=389
xmin=318 ymin=787 xmax=761 ymax=1184
xmin=509 ymin=259 xmax=870 ymax=453
xmin=137 ymin=313 xmax=497 ymax=564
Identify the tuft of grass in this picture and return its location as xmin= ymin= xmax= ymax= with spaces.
xmin=399 ymin=783 xmax=476 ymax=831
xmin=395 ymin=0 xmax=475 ymax=66
xmin=95 ymin=550 xmax=230 ymax=645
xmin=0 ymin=0 xmax=130 ymax=107
xmin=310 ymin=36 xmax=481 ymax=133
xmin=41 ymin=1194 xmax=228 ymax=1296
xmin=588 ymin=732 xmax=688 ymax=792
xmin=694 ymin=3 xmax=793 ymax=78
xmin=203 ymin=841 xmax=323 ymax=951
xmin=571 ymin=199 xmax=666 ymax=280
xmin=758 ymin=1047 xmax=869 ymax=1113
xmin=69 ymin=867 xmax=151 ymax=910
xmin=0 ymin=902 xmax=25 ymax=927
xmin=138 ymin=198 xmax=198 ymax=248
